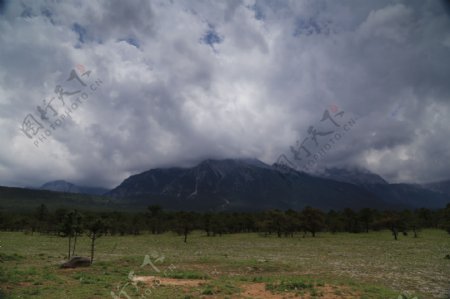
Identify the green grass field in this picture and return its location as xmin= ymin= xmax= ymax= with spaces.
xmin=0 ymin=229 xmax=449 ymax=298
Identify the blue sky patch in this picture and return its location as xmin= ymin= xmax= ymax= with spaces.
xmin=294 ymin=18 xmax=332 ymax=37
xmin=119 ymin=37 xmax=140 ymax=48
xmin=202 ymin=26 xmax=223 ymax=47
xmin=72 ymin=23 xmax=87 ymax=44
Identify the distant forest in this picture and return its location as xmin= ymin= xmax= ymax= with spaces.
xmin=2 ymin=204 xmax=450 ymax=242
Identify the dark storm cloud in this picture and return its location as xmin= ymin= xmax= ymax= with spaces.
xmin=0 ymin=0 xmax=449 ymax=188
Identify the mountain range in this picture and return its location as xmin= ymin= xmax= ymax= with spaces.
xmin=12 ymin=158 xmax=449 ymax=211
xmin=104 ymin=158 xmax=449 ymax=211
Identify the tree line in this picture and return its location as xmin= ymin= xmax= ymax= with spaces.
xmin=1 ymin=204 xmax=450 ymax=243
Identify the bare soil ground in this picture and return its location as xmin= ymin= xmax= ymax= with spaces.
xmin=133 ymin=276 xmax=359 ymax=298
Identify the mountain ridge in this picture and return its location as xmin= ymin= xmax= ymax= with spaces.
xmin=14 ymin=159 xmax=449 ymax=211
xmin=40 ymin=180 xmax=109 ymax=195
xmin=107 ymin=158 xmax=448 ymax=211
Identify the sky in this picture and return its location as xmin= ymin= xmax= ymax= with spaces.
xmin=0 ymin=0 xmax=449 ymax=189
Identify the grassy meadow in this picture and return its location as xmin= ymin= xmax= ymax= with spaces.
xmin=0 ymin=229 xmax=449 ymax=298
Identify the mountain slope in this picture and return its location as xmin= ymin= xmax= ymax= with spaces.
xmin=0 ymin=186 xmax=112 ymax=211
xmin=422 ymin=180 xmax=450 ymax=196
xmin=107 ymin=159 xmax=398 ymax=211
xmin=315 ymin=167 xmax=449 ymax=209
xmin=318 ymin=167 xmax=388 ymax=186
xmin=363 ymin=183 xmax=449 ymax=209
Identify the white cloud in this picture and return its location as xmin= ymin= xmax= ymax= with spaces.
xmin=0 ymin=0 xmax=449 ymax=188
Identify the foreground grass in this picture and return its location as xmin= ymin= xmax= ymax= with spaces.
xmin=0 ymin=229 xmax=449 ymax=298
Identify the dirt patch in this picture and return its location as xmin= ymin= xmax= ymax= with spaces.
xmin=132 ymin=275 xmax=206 ymax=287
xmin=132 ymin=276 xmax=358 ymax=299
xmin=241 ymin=282 xmax=296 ymax=298
xmin=240 ymin=283 xmax=359 ymax=299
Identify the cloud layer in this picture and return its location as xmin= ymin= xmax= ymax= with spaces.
xmin=1 ymin=0 xmax=449 ymax=188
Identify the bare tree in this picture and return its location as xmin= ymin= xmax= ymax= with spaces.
xmin=86 ymin=218 xmax=105 ymax=264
